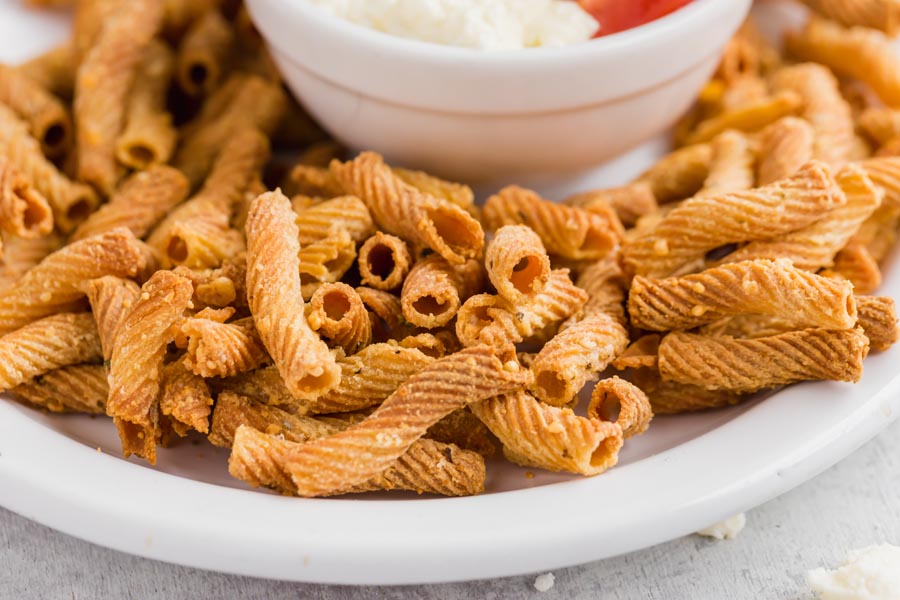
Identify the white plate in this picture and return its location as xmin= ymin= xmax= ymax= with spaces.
xmin=2 ymin=2 xmax=899 ymax=586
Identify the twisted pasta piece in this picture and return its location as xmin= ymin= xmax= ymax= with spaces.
xmin=115 ymin=40 xmax=176 ymax=170
xmin=231 ymin=423 xmax=486 ymax=497
xmin=629 ymin=259 xmax=857 ymax=331
xmin=0 ymin=64 xmax=71 ymax=159
xmin=15 ymin=43 xmax=75 ymax=100
xmin=107 ymin=271 xmax=193 ymax=454
xmin=856 ymin=295 xmax=899 ymax=351
xmin=160 ymin=361 xmax=214 ymax=436
xmin=698 ymin=130 xmax=756 ymax=195
xmin=294 ymin=195 xmax=375 ymax=245
xmin=180 ymin=316 xmax=268 ymax=378
xmin=826 ymin=243 xmax=882 ymax=294
xmin=84 ymin=276 xmax=140 ymax=361
xmin=858 ymin=108 xmax=900 ymax=146
xmin=398 ymin=332 xmax=452 ymax=358
xmin=298 ymin=230 xmax=357 ymax=285
xmin=470 ymin=391 xmax=624 ymax=476
xmin=563 ymin=182 xmax=658 ymax=227
xmin=483 ymin=186 xmax=621 ymax=260
xmin=574 ymin=255 xmax=627 ymax=324
xmin=0 ymin=228 xmax=148 ymax=336
xmin=612 ymin=334 xmax=660 ymax=370
xmin=683 ymin=91 xmax=803 ymax=145
xmin=310 ymin=343 xmax=435 ymax=414
xmin=485 ymin=225 xmax=551 ymax=304
xmin=75 ymin=0 xmax=164 ymax=195
xmin=757 ymin=117 xmax=815 ymax=185
xmin=210 ymin=392 xmax=343 ymax=448
xmin=71 ymin=165 xmax=189 ymax=243
xmin=636 ymin=143 xmax=712 ymax=203
xmin=306 ymin=283 xmax=372 ymax=354
xmin=718 ymin=164 xmax=882 ymax=269
xmin=11 ymin=364 xmax=108 ymax=415
xmin=622 ymin=162 xmax=845 ymax=278
xmin=858 ymin=156 xmax=900 ymax=209
xmin=586 ymin=376 xmax=654 ymax=439
xmin=715 ymin=21 xmax=781 ymax=83
xmin=0 ymin=312 xmax=101 ymax=391
xmin=393 ymin=167 xmax=478 ymax=218
xmin=280 ymin=346 xmax=529 ymax=496
xmin=401 ymin=256 xmax=483 ymax=329
xmin=772 ymin=63 xmax=855 ymax=168
xmin=425 ymin=408 xmax=496 ymax=457
xmin=630 ymin=367 xmax=746 ymax=415
xmin=176 ymin=9 xmax=234 ymax=96
xmin=245 ymin=189 xmax=340 ymax=400
xmin=658 ymin=328 xmax=869 ymax=392
xmin=0 ymin=233 xmax=62 ymax=292
xmin=0 ymin=103 xmax=96 ymax=232
xmin=529 ymin=312 xmax=629 ymax=406
xmin=329 ymin=152 xmax=483 ymax=265
xmin=786 ymin=16 xmax=900 ymax=106
xmin=358 ymin=232 xmax=411 ymax=291
xmin=800 ymin=0 xmax=900 ymax=35
xmin=0 ymin=157 xmax=53 ymax=239
xmin=356 ymin=286 xmax=411 ymax=341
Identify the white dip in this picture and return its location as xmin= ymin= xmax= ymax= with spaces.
xmin=696 ymin=513 xmax=747 ymax=540
xmin=808 ymin=544 xmax=900 ymax=600
xmin=307 ymin=0 xmax=599 ymax=50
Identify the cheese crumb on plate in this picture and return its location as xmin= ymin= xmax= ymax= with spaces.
xmin=696 ymin=513 xmax=747 ymax=540
xmin=534 ymin=572 xmax=555 ymax=592
xmin=808 ymin=544 xmax=900 ymax=600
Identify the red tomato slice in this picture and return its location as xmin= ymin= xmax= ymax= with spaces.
xmin=578 ymin=0 xmax=694 ymax=37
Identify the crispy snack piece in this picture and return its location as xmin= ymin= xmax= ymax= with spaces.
xmin=859 ymin=108 xmax=900 ymax=146
xmin=210 ymin=392 xmax=342 ymax=448
xmin=401 ymin=256 xmax=483 ymax=329
xmin=485 ymin=225 xmax=551 ymax=304
xmin=683 ymin=91 xmax=803 ymax=145
xmin=10 ymin=364 xmax=108 ymax=415
xmin=279 ymin=346 xmax=529 ymax=497
xmin=786 ymin=16 xmax=900 ymax=107
xmin=71 ymin=166 xmax=189 ymax=243
xmin=757 ymin=117 xmax=815 ymax=185
xmin=825 ymin=243 xmax=883 ymax=294
xmin=425 ymin=408 xmax=496 ymax=457
xmin=245 ymin=189 xmax=340 ymax=400
xmin=307 ymin=283 xmax=372 ymax=354
xmin=574 ymin=255 xmax=627 ymax=324
xmin=771 ymin=63 xmax=855 ymax=168
xmin=800 ymin=0 xmax=900 ymax=34
xmin=716 ymin=20 xmax=781 ymax=84
xmin=622 ymin=162 xmax=845 ymax=278
xmin=697 ymin=130 xmax=756 ymax=195
xmin=630 ymin=367 xmax=746 ymax=415
xmin=529 ymin=313 xmax=629 ymax=406
xmin=75 ymin=0 xmax=165 ymax=195
xmin=330 ymin=152 xmax=484 ymax=265
xmin=563 ymin=182 xmax=658 ymax=228
xmin=176 ymin=9 xmax=234 ymax=96
xmin=636 ymin=143 xmax=712 ymax=203
xmin=629 ymin=259 xmax=857 ymax=331
xmin=483 ymin=186 xmax=621 ymax=261
xmin=230 ymin=423 xmax=486 ymax=497
xmin=298 ymin=230 xmax=357 ymax=287
xmin=0 ymin=228 xmax=147 ymax=336
xmin=160 ymin=361 xmax=213 ymax=436
xmin=399 ymin=332 xmax=454 ymax=358
xmin=587 ymin=376 xmax=654 ymax=438
xmin=357 ymin=286 xmax=409 ymax=341
xmin=115 ymin=40 xmax=176 ymax=170
xmin=0 ymin=312 xmax=101 ymax=391
xmin=457 ymin=269 xmax=588 ymax=348
xmin=0 ymin=103 xmax=97 ymax=232
xmin=0 ymin=157 xmax=53 ymax=239
xmin=0 ymin=64 xmax=71 ymax=159
xmin=179 ymin=316 xmax=268 ymax=378
xmin=16 ymin=43 xmax=76 ymax=100
xmin=718 ymin=164 xmax=881 ymax=269
xmin=856 ymin=295 xmax=899 ymax=351
xmin=470 ymin=391 xmax=624 ymax=476
xmin=107 ymin=271 xmax=192 ymax=444
xmin=393 ymin=167 xmax=478 ymax=218
xmin=858 ymin=156 xmax=900 ymax=209
xmin=612 ymin=334 xmax=660 ymax=370
xmin=0 ymin=233 xmax=63 ymax=292
xmin=294 ymin=195 xmax=375 ymax=245
xmin=83 ymin=275 xmax=140 ymax=361
xmin=174 ymin=74 xmax=286 ymax=187
xmin=358 ymin=232 xmax=412 ymax=291
xmin=658 ymin=328 xmax=869 ymax=392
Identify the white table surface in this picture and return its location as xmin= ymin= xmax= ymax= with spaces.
xmin=2 ymin=417 xmax=897 ymax=599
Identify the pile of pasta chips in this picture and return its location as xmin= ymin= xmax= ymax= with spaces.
xmin=2 ymin=0 xmax=899 ymax=497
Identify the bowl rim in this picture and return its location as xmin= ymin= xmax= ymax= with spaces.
xmin=289 ymin=0 xmax=722 ymax=63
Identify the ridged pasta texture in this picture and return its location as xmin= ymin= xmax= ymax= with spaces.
xmin=274 ymin=346 xmax=529 ymax=497
xmin=622 ymin=161 xmax=845 ymax=278
xmin=658 ymin=328 xmax=870 ymax=392
xmin=329 ymin=152 xmax=483 ymax=265
xmin=485 ymin=225 xmax=551 ymax=303
xmin=295 ymin=195 xmax=376 ymax=245
xmin=0 ymin=156 xmax=53 ymax=239
xmin=179 ymin=316 xmax=269 ymax=378
xmin=636 ymin=143 xmax=711 ymax=203
xmin=801 ymin=0 xmax=900 ymax=34
xmin=757 ymin=117 xmax=815 ymax=185
xmin=0 ymin=63 xmax=71 ymax=158
xmin=401 ymin=256 xmax=483 ymax=329
xmin=358 ymin=232 xmax=411 ymax=291
xmin=0 ymin=312 xmax=101 ymax=391
xmin=245 ymin=189 xmax=340 ymax=400
xmin=160 ymin=361 xmax=214 ymax=436
xmin=11 ymin=364 xmax=109 ymax=415
xmin=628 ymin=259 xmax=858 ymax=331
xmin=698 ymin=130 xmax=756 ymax=196
xmin=84 ymin=275 xmax=140 ymax=361
xmin=630 ymin=367 xmax=746 ymax=415
xmin=483 ymin=186 xmax=621 ymax=260
xmin=856 ymin=295 xmax=900 ymax=351
xmin=306 ymin=283 xmax=372 ymax=354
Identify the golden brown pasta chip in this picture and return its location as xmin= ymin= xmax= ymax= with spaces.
xmin=10 ymin=364 xmax=108 ymax=415
xmin=0 ymin=63 xmax=71 ymax=159
xmin=0 ymin=157 xmax=53 ymax=239
xmin=401 ymin=256 xmax=483 ymax=329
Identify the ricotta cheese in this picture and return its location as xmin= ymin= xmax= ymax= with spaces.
xmin=696 ymin=513 xmax=747 ymax=540
xmin=307 ymin=0 xmax=599 ymax=50
xmin=534 ymin=572 xmax=556 ymax=592
xmin=808 ymin=544 xmax=900 ymax=600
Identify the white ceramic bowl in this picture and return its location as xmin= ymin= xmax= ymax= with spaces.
xmin=247 ymin=0 xmax=751 ymax=183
